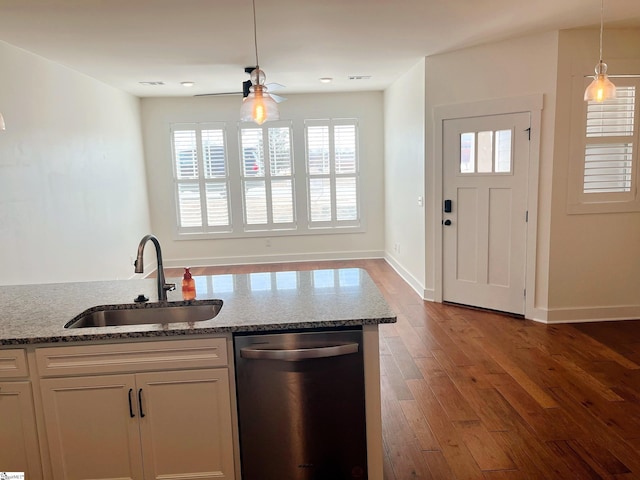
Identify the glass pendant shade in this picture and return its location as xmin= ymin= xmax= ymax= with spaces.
xmin=240 ymin=86 xmax=279 ymax=125
xmin=0 ymin=112 xmax=5 ymax=131
xmin=584 ymin=61 xmax=617 ymax=102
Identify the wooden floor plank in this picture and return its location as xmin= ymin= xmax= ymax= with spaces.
xmin=381 ymin=374 xmax=435 ymax=479
xmin=453 ymin=420 xmax=516 ymax=471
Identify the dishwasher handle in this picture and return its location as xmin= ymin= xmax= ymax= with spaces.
xmin=240 ymin=342 xmax=359 ymax=361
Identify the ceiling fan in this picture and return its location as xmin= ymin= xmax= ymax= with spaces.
xmin=195 ymin=66 xmax=287 ymax=103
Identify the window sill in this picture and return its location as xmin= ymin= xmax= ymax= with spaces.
xmin=174 ymin=225 xmax=366 ymax=241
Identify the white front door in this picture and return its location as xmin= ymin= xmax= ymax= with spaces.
xmin=442 ymin=112 xmax=530 ymax=315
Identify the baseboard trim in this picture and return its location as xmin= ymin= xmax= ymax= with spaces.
xmin=383 ymin=254 xmax=428 ymax=299
xmin=164 ymin=250 xmax=386 ymax=269
xmin=543 ymin=304 xmax=640 ymax=324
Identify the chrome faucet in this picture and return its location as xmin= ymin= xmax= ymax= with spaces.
xmin=134 ymin=234 xmax=176 ymax=302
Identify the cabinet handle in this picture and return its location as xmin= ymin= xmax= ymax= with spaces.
xmin=138 ymin=388 xmax=145 ymax=418
xmin=128 ymin=388 xmax=135 ymax=418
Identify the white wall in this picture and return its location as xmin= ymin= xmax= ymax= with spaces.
xmin=423 ymin=31 xmax=559 ymax=318
xmin=547 ymin=28 xmax=640 ymax=322
xmin=383 ymin=59 xmax=426 ymax=296
xmin=0 ymin=41 xmax=150 ymax=285
xmin=140 ymin=92 xmax=385 ymax=267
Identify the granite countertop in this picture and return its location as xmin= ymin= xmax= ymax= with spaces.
xmin=0 ymin=268 xmax=396 ymax=345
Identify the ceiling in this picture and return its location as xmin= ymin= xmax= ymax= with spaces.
xmin=0 ymin=0 xmax=638 ymax=98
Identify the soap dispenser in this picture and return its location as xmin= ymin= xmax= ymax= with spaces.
xmin=182 ymin=267 xmax=196 ymax=300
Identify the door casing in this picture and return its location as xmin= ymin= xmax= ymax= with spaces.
xmin=432 ymin=94 xmax=543 ymax=320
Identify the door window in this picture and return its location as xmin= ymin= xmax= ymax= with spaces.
xmin=459 ymin=129 xmax=513 ymax=174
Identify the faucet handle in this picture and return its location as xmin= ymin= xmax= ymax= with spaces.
xmin=164 ymin=283 xmax=176 ymax=292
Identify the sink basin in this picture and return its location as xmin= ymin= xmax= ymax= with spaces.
xmin=64 ymin=300 xmax=223 ymax=328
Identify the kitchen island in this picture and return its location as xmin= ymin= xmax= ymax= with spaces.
xmin=0 ymin=268 xmax=396 ymax=480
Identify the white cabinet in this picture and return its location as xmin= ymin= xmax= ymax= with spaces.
xmin=40 ymin=374 xmax=143 ymax=479
xmin=36 ymin=338 xmax=236 ymax=480
xmin=0 ymin=349 xmax=43 ymax=479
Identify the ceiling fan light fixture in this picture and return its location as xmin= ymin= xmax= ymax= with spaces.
xmin=584 ymin=0 xmax=616 ymax=102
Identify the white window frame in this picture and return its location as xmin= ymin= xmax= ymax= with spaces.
xmin=239 ymin=121 xmax=297 ymax=233
xmin=170 ymin=119 xmax=365 ymax=239
xmin=568 ymin=77 xmax=640 ymax=214
xmin=304 ymin=118 xmax=361 ymax=229
xmin=171 ymin=122 xmax=233 ymax=235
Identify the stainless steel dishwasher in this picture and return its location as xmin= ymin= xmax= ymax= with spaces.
xmin=234 ymin=328 xmax=368 ymax=480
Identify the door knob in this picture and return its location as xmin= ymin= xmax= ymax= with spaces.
xmin=443 ymin=219 xmax=452 ymax=226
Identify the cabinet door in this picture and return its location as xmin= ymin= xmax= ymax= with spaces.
xmin=137 ymin=369 xmax=235 ymax=480
xmin=0 ymin=381 xmax=43 ymax=479
xmin=40 ymin=374 xmax=144 ymax=480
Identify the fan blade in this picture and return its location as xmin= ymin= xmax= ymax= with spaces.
xmin=194 ymin=92 xmax=242 ymax=97
xmin=266 ymin=82 xmax=285 ymax=92
xmin=270 ymin=93 xmax=287 ymax=104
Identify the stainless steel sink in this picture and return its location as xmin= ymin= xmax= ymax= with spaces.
xmin=64 ymin=300 xmax=223 ymax=328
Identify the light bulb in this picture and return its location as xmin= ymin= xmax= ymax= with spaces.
xmin=253 ymin=96 xmax=267 ymax=125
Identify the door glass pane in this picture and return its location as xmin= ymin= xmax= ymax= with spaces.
xmin=477 ymin=131 xmax=493 ymax=173
xmin=460 ymin=132 xmax=475 ymax=173
xmin=495 ymin=130 xmax=512 ymax=173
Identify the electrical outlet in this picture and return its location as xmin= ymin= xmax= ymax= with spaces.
xmin=394 ymin=242 xmax=400 ymax=254
xmin=265 ymin=238 xmax=271 ymax=247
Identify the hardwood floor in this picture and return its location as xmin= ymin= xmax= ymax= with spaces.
xmin=166 ymin=259 xmax=640 ymax=479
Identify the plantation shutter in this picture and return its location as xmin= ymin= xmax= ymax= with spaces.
xmin=171 ymin=124 xmax=231 ymax=234
xmin=239 ymin=122 xmax=295 ymax=230
xmin=584 ymin=86 xmax=636 ymax=194
xmin=305 ymin=119 xmax=360 ymax=227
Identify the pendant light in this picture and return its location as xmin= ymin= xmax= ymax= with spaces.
xmin=240 ymin=0 xmax=279 ymax=125
xmin=584 ymin=0 xmax=616 ymax=102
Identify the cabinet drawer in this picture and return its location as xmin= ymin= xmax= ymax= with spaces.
xmin=0 ymin=348 xmax=28 ymax=379
xmin=36 ymin=337 xmax=228 ymax=377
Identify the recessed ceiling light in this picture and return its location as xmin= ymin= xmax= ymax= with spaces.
xmin=181 ymin=81 xmax=195 ymax=87
xmin=319 ymin=77 xmax=333 ymax=83
xmin=348 ymin=75 xmax=372 ymax=81
xmin=139 ymin=81 xmax=165 ymax=86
